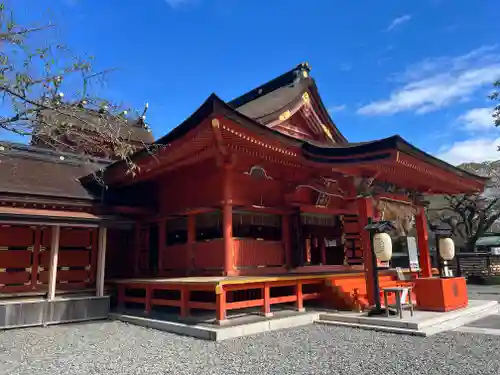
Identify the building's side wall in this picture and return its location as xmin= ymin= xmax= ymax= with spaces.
xmin=0 ymin=225 xmax=97 ymax=294
xmin=157 ymin=158 xmax=223 ymax=213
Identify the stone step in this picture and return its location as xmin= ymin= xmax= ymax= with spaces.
xmin=315 ymin=319 xmax=427 ymax=336
xmin=316 ymin=300 xmax=500 ymax=336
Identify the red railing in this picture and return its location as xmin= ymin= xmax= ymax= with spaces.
xmin=233 ymin=239 xmax=284 ymax=268
xmin=115 ymin=277 xmax=323 ymax=323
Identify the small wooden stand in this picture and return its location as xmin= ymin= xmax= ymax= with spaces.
xmin=414 ymin=277 xmax=468 ymax=312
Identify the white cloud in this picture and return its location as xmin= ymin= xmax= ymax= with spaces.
xmin=385 ymin=15 xmax=412 ymax=32
xmin=436 ymin=137 xmax=500 ymax=165
xmin=328 ymin=104 xmax=346 ymax=113
xmin=459 ymin=107 xmax=495 ymax=132
xmin=358 ymin=46 xmax=500 ymax=116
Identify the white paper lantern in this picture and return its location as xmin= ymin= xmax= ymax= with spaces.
xmin=439 ymin=237 xmax=455 ymax=261
xmin=373 ymin=232 xmax=393 ymax=262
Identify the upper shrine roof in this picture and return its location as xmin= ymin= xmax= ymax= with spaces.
xmin=228 ymin=63 xmax=347 ymax=144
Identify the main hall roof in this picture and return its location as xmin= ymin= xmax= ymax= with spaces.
xmin=0 ymin=63 xmax=489 ymax=200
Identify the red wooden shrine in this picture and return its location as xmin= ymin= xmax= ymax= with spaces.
xmin=0 ymin=63 xmax=487 ymax=323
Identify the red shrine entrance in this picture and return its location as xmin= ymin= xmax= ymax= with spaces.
xmin=0 ymin=63 xmax=488 ymax=327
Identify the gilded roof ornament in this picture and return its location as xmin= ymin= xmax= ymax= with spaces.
xmin=302 ymin=92 xmax=310 ymax=104
xmin=279 ymin=110 xmax=291 ymax=121
xmin=321 ymin=124 xmax=334 ymax=141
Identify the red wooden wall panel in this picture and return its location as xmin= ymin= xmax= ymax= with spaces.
xmin=233 ymin=239 xmax=285 ymax=268
xmin=160 ymin=244 xmax=188 ymax=270
xmin=158 ymin=159 xmax=223 ymax=214
xmin=0 ymin=251 xmax=32 ymax=268
xmin=0 ymin=226 xmax=34 ymax=247
xmin=192 ymin=240 xmax=224 ymax=269
xmin=39 ymin=250 xmax=90 ymax=268
xmin=0 ymin=271 xmax=30 ymax=285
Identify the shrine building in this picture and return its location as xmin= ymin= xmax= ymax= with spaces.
xmin=0 ymin=63 xmax=487 ymax=328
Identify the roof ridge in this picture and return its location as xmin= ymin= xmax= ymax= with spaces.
xmin=228 ymin=63 xmax=311 ymax=109
xmin=0 ymin=142 xmax=111 ymax=166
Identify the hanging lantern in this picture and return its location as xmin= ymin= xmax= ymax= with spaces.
xmin=373 ymin=232 xmax=393 ymax=262
xmin=439 ymin=237 xmax=455 ymax=261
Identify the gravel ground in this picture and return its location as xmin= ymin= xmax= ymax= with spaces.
xmin=467 ymin=284 xmax=500 ymax=301
xmin=0 ymin=320 xmax=499 ymax=375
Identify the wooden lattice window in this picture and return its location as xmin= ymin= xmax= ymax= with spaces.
xmin=233 ymin=210 xmax=282 ymax=241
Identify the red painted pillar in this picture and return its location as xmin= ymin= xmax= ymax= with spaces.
xmin=223 ymin=165 xmax=234 ymax=276
xmin=134 ymin=223 xmax=142 ymax=277
xmin=357 ymin=197 xmax=376 ymax=305
xmin=262 ymin=283 xmax=272 ymax=317
xmin=158 ymin=219 xmax=166 ymax=276
xmin=282 ymin=214 xmax=292 ymax=269
xmin=187 ymin=214 xmax=196 ymax=275
xmin=145 ymin=285 xmax=152 ymax=314
xmin=216 ymin=286 xmax=227 ymax=323
xmin=296 ymin=280 xmax=304 ymax=312
xmin=416 ymin=206 xmax=432 ymax=278
xmin=180 ymin=286 xmax=190 ymax=317
xmin=320 ymin=237 xmax=327 ymax=265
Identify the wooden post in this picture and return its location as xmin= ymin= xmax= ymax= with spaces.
xmin=223 ymin=165 xmax=234 ymax=276
xmin=282 ymin=214 xmax=292 ymax=269
xmin=262 ymin=283 xmax=272 ymax=317
xmin=296 ymin=280 xmax=304 ymax=312
xmin=96 ymin=226 xmax=108 ymax=297
xmin=47 ymin=225 xmax=60 ymax=301
xmin=145 ymin=285 xmax=152 ymax=314
xmin=30 ymin=226 xmax=42 ymax=289
xmin=117 ymin=284 xmax=126 ymax=309
xmin=158 ymin=219 xmax=166 ymax=276
xmin=180 ymin=286 xmax=190 ymax=317
xmin=216 ymin=286 xmax=227 ymax=324
xmin=320 ymin=237 xmax=327 ymax=265
xmin=134 ymin=222 xmax=141 ymax=276
xmin=357 ymin=197 xmax=376 ymax=305
xmin=187 ymin=214 xmax=196 ymax=274
xmin=89 ymin=228 xmax=99 ymax=284
xmin=416 ymin=207 xmax=432 ymax=278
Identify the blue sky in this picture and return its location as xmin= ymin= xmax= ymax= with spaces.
xmin=6 ymin=0 xmax=500 ymax=164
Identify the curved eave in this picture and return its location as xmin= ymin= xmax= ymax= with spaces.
xmin=302 ymin=135 xmax=487 ymax=193
xmin=308 ymin=79 xmax=347 ymax=144
xmin=85 ymin=93 xmax=306 ymax=186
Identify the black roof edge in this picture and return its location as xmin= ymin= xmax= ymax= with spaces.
xmin=308 ymin=79 xmax=348 ymax=143
xmin=394 ymin=136 xmax=488 ymax=182
xmin=212 ymin=95 xmax=305 ymax=147
xmin=302 ymin=135 xmax=399 ymax=157
xmin=228 ymin=63 xmax=311 ymax=108
xmin=303 ymin=135 xmax=487 ymax=183
xmin=84 ymin=93 xmax=221 ymax=184
xmin=227 ymin=63 xmax=347 ymax=144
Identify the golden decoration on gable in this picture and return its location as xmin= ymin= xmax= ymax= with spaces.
xmin=279 ymin=110 xmax=291 ymax=121
xmin=211 ymin=118 xmax=220 ymax=128
xmin=302 ymin=92 xmax=310 ymax=104
xmin=320 ymin=124 xmax=334 ymax=141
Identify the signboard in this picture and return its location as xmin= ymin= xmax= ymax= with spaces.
xmin=407 ymin=236 xmax=420 ymax=272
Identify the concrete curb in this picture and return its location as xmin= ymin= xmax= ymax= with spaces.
xmin=110 ymin=312 xmax=320 ymax=341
